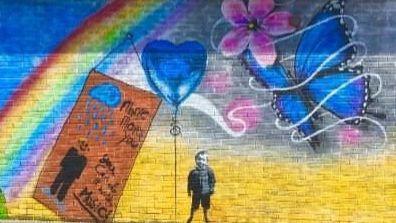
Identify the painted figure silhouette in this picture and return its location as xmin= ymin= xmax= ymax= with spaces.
xmin=50 ymin=147 xmax=87 ymax=202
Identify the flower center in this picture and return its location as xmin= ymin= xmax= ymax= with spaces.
xmin=247 ymin=19 xmax=259 ymax=31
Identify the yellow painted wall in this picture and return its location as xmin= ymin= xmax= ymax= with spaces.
xmin=6 ymin=130 xmax=396 ymax=222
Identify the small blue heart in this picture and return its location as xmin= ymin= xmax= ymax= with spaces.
xmin=141 ymin=40 xmax=207 ymax=110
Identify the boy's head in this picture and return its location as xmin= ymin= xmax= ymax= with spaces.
xmin=195 ymin=150 xmax=208 ymax=169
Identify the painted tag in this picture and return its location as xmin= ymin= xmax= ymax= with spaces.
xmin=34 ymin=70 xmax=161 ymax=222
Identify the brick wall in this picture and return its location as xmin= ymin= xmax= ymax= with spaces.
xmin=0 ymin=0 xmax=395 ymax=222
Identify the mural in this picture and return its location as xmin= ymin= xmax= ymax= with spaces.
xmin=0 ymin=0 xmax=395 ymax=222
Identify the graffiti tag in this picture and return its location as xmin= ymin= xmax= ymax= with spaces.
xmin=118 ymin=100 xmax=148 ymax=148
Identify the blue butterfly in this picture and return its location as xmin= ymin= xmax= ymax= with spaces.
xmin=242 ymin=0 xmax=370 ymax=150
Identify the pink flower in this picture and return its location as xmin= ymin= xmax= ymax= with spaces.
xmin=219 ymin=0 xmax=297 ymax=67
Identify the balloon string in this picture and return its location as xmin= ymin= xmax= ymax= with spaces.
xmin=170 ymin=113 xmax=182 ymax=136
xmin=174 ymin=125 xmax=177 ymax=221
xmin=170 ymin=108 xmax=181 ymax=221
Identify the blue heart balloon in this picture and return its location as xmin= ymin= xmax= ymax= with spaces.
xmin=141 ymin=40 xmax=207 ymax=112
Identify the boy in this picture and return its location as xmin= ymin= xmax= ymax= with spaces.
xmin=187 ymin=151 xmax=215 ymax=223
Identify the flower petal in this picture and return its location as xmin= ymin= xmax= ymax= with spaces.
xmin=248 ymin=0 xmax=275 ymax=21
xmin=220 ymin=27 xmax=250 ymax=57
xmin=264 ymin=11 xmax=297 ymax=36
xmin=222 ymin=0 xmax=248 ymax=25
xmin=249 ymin=31 xmax=276 ymax=66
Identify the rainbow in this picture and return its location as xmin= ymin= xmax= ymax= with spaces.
xmin=0 ymin=0 xmax=196 ymax=200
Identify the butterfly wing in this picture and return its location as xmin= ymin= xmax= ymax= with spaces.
xmin=294 ymin=0 xmax=355 ymax=81
xmin=243 ymin=50 xmax=319 ymax=149
xmin=295 ymin=0 xmax=370 ymax=121
xmin=305 ymin=67 xmax=369 ymax=123
xmin=242 ymin=50 xmax=289 ymax=89
xmin=273 ymin=90 xmax=320 ymax=149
